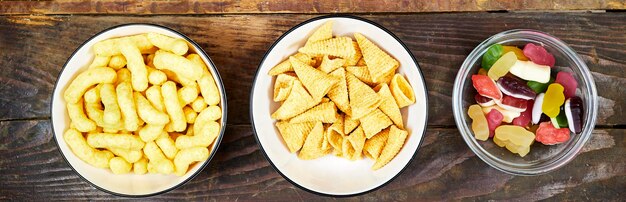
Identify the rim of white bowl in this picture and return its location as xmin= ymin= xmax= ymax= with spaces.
xmin=50 ymin=23 xmax=228 ymax=197
xmin=249 ymin=14 xmax=429 ymax=197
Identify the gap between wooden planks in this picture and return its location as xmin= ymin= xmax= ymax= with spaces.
xmin=0 ymin=14 xmax=624 ymax=125
xmin=0 ymin=0 xmax=625 ymax=15
xmin=0 ymin=121 xmax=624 ymax=200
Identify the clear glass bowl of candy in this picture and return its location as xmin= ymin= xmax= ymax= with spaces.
xmin=452 ymin=29 xmax=598 ymax=175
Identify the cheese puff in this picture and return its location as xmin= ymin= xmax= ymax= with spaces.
xmin=64 ymin=67 xmax=117 ymax=104
xmin=174 ymin=147 xmax=209 ymax=176
xmin=161 ymin=81 xmax=187 ymax=132
xmin=67 ymin=99 xmax=96 ymax=132
xmin=109 ymin=157 xmax=132 ymax=174
xmin=147 ymin=32 xmax=188 ymax=55
xmin=63 ymin=129 xmax=113 ymax=168
xmin=87 ymin=132 xmax=145 ymax=150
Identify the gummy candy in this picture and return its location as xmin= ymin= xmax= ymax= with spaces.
xmin=494 ymin=125 xmax=535 ymax=157
xmin=565 ymin=96 xmax=583 ymax=133
xmin=542 ymin=83 xmax=565 ymax=118
xmin=471 ymin=43 xmax=584 ymax=157
xmin=487 ymin=52 xmax=517 ymax=80
xmin=482 ymin=105 xmax=521 ymax=123
xmin=475 ymin=94 xmax=495 ymax=107
xmin=486 ymin=109 xmax=503 ymax=138
xmin=536 ymin=122 xmax=570 ymax=145
xmin=527 ymin=77 xmax=554 ymax=94
xmin=509 ymin=60 xmax=551 ymax=83
xmin=502 ymin=45 xmax=529 ymax=61
xmin=477 ymin=68 xmax=488 ymax=76
xmin=532 ymin=93 xmax=545 ymax=124
xmin=512 ymin=99 xmax=534 ymax=127
xmin=554 ymin=72 xmax=578 ymax=99
xmin=468 ymin=104 xmax=489 ymax=141
xmin=550 ymin=107 xmax=569 ymax=129
xmin=496 ymin=76 xmax=536 ymax=100
xmin=495 ymin=95 xmax=527 ymax=112
xmin=482 ymin=44 xmax=504 ymax=70
xmin=528 ymin=124 xmax=540 ymax=134
xmin=523 ymin=43 xmax=555 ymax=67
xmin=472 ymin=75 xmax=502 ymax=100
xmin=540 ymin=114 xmax=551 ymax=123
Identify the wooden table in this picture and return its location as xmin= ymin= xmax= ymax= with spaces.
xmin=1 ymin=1 xmax=625 ymax=200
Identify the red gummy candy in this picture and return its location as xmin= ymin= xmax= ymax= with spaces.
xmin=536 ymin=122 xmax=570 ymax=145
xmin=475 ymin=94 xmax=495 ymax=107
xmin=555 ymin=71 xmax=578 ymax=99
xmin=523 ymin=43 xmax=555 ymax=67
xmin=472 ymin=75 xmax=502 ymax=100
xmin=497 ymin=95 xmax=528 ymax=112
xmin=486 ymin=109 xmax=503 ymax=138
xmin=512 ymin=99 xmax=534 ymax=127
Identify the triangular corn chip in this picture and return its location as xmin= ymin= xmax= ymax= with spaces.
xmin=359 ymin=109 xmax=392 ymax=139
xmin=299 ymin=122 xmax=330 ymax=160
xmin=275 ymin=121 xmax=316 ymax=153
xmin=346 ymin=65 xmax=375 ymax=86
xmin=344 ymin=41 xmax=362 ymax=67
xmin=326 ymin=115 xmax=344 ymax=152
xmin=363 ymin=128 xmax=390 ymax=160
xmin=354 ymin=33 xmax=399 ymax=83
xmin=356 ymin=58 xmax=366 ymax=66
xmin=289 ymin=101 xmax=338 ymax=124
xmin=290 ymin=56 xmax=340 ymax=100
xmin=374 ymin=83 xmax=403 ymax=128
xmin=312 ymin=55 xmax=323 ymax=67
xmin=318 ymin=55 xmax=345 ymax=73
xmin=340 ymin=138 xmax=352 ymax=159
xmin=298 ymin=37 xmax=356 ymax=59
xmin=321 ymin=124 xmax=332 ymax=151
xmin=344 ymin=114 xmax=360 ymax=135
xmin=268 ymin=53 xmax=314 ymax=76
xmin=327 ymin=68 xmax=350 ymax=115
xmin=268 ymin=60 xmax=291 ymax=76
xmin=331 ymin=113 xmax=344 ymax=134
xmin=273 ymin=73 xmax=298 ymax=102
xmin=346 ymin=72 xmax=381 ymax=119
xmin=390 ymin=74 xmax=416 ymax=108
xmin=304 ymin=54 xmax=317 ymax=66
xmin=305 ymin=21 xmax=334 ymax=46
xmin=342 ymin=126 xmax=366 ymax=160
xmin=372 ymin=125 xmax=407 ymax=170
xmin=271 ymin=80 xmax=319 ymax=120
xmin=379 ymin=71 xmax=394 ymax=85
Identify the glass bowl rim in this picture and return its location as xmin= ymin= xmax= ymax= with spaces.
xmin=452 ymin=29 xmax=599 ymax=176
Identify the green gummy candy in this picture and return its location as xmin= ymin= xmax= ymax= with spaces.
xmin=551 ymin=107 xmax=569 ymax=129
xmin=528 ymin=77 xmax=555 ymax=93
xmin=481 ymin=44 xmax=503 ymax=70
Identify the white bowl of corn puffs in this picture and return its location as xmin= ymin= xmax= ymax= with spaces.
xmin=251 ymin=16 xmax=428 ymax=196
xmin=51 ymin=24 xmax=227 ymax=197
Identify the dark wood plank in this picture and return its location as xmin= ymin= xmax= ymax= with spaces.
xmin=0 ymin=0 xmax=624 ymax=15
xmin=0 ymin=13 xmax=624 ymax=126
xmin=0 ymin=120 xmax=623 ymax=200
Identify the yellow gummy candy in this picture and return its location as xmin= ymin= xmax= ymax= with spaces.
xmin=502 ymin=46 xmax=529 ymax=61
xmin=487 ymin=52 xmax=517 ymax=81
xmin=542 ymin=83 xmax=565 ymax=118
xmin=494 ymin=125 xmax=535 ymax=157
xmin=468 ymin=105 xmax=489 ymax=141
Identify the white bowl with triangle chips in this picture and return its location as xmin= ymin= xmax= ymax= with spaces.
xmin=251 ymin=15 xmax=428 ymax=196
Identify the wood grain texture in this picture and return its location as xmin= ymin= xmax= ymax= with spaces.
xmin=0 ymin=0 xmax=624 ymax=15
xmin=0 ymin=121 xmax=623 ymax=200
xmin=0 ymin=14 xmax=624 ymax=126
xmin=0 ymin=13 xmax=625 ymax=200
